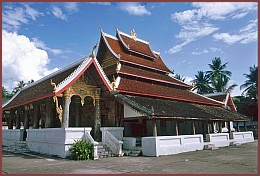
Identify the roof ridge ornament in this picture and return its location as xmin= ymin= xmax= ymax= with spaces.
xmin=130 ymin=28 xmax=137 ymax=41
xmin=100 ymin=25 xmax=103 ymax=34
xmin=90 ymin=41 xmax=98 ymax=58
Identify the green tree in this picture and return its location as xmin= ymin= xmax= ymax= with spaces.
xmin=27 ymin=79 xmax=34 ymax=84
xmin=206 ymin=57 xmax=232 ymax=92
xmin=12 ymin=80 xmax=26 ymax=94
xmin=173 ymin=74 xmax=186 ymax=82
xmin=2 ymin=86 xmax=13 ymax=103
xmin=240 ymin=65 xmax=258 ymax=99
xmin=192 ymin=71 xmax=214 ymax=94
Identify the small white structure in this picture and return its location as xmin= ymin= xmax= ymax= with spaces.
xmin=205 ymin=133 xmax=230 ymax=147
xmin=2 ymin=129 xmax=25 ymax=146
xmin=142 ymin=134 xmax=204 ymax=157
xmin=230 ymin=131 xmax=254 ymax=144
xmin=25 ymin=127 xmax=96 ymax=158
xmin=122 ymin=137 xmax=136 ymax=150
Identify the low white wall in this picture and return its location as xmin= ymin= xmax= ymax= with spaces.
xmin=122 ymin=137 xmax=136 ymax=150
xmin=142 ymin=135 xmax=204 ymax=157
xmin=26 ymin=127 xmax=92 ymax=158
xmin=2 ymin=129 xmax=24 ymax=146
xmin=230 ymin=131 xmax=254 ymax=144
xmin=205 ymin=133 xmax=230 ymax=147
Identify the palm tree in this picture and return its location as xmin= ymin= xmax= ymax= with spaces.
xmin=12 ymin=80 xmax=26 ymax=94
xmin=192 ymin=71 xmax=214 ymax=94
xmin=27 ymin=79 xmax=34 ymax=84
xmin=206 ymin=57 xmax=232 ymax=92
xmin=2 ymin=86 xmax=13 ymax=103
xmin=211 ymin=74 xmax=229 ymax=92
xmin=2 ymin=86 xmax=9 ymax=98
xmin=226 ymin=84 xmax=238 ymax=93
xmin=240 ymin=65 xmax=258 ymax=99
xmin=173 ymin=74 xmax=186 ymax=82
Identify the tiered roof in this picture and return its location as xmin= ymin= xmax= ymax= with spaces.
xmin=98 ymin=28 xmax=224 ymax=106
xmin=97 ymin=28 xmax=250 ymax=121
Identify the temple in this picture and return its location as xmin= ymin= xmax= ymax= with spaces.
xmin=2 ymin=28 xmax=254 ymax=158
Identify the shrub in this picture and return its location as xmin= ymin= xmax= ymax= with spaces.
xmin=68 ymin=139 xmax=93 ymax=160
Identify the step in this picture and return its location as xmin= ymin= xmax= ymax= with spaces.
xmin=230 ymin=141 xmax=241 ymax=146
xmin=204 ymin=144 xmax=219 ymax=150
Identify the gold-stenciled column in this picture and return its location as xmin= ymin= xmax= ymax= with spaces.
xmin=62 ymin=89 xmax=71 ymax=128
xmin=75 ymin=96 xmax=81 ymax=127
xmin=93 ymin=89 xmax=101 ymax=141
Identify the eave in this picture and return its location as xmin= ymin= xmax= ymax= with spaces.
xmin=116 ymin=89 xmax=224 ymax=107
xmin=118 ymin=71 xmax=192 ymax=89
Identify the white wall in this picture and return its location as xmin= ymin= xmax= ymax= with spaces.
xmin=230 ymin=131 xmax=254 ymax=144
xmin=26 ymin=127 xmax=92 ymax=158
xmin=124 ymin=105 xmax=143 ymax=118
xmin=142 ymin=134 xmax=204 ymax=157
xmin=205 ymin=133 xmax=230 ymax=147
xmin=2 ymin=129 xmax=24 ymax=146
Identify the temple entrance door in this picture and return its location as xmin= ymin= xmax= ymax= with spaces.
xmin=80 ymin=96 xmax=95 ymax=128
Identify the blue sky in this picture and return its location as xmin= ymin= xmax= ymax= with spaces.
xmin=2 ymin=2 xmax=258 ymax=96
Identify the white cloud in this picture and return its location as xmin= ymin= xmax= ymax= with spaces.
xmin=176 ymin=24 xmax=218 ymax=40
xmin=51 ymin=6 xmax=66 ymax=20
xmin=2 ymin=30 xmax=59 ymax=92
xmin=32 ymin=38 xmax=64 ymax=55
xmin=88 ymin=2 xmax=111 ymax=6
xmin=118 ymin=2 xmax=151 ymax=16
xmin=2 ymin=3 xmax=43 ymax=31
xmin=184 ymin=76 xmax=194 ymax=86
xmin=213 ymin=19 xmax=258 ymax=45
xmin=168 ymin=24 xmax=218 ymax=54
xmin=192 ymin=49 xmax=209 ymax=55
xmin=64 ymin=2 xmax=79 ymax=13
xmin=192 ymin=2 xmax=257 ymax=20
xmin=169 ymin=2 xmax=257 ymax=54
xmin=210 ymin=47 xmax=221 ymax=52
xmin=168 ymin=40 xmax=191 ymax=54
xmin=24 ymin=4 xmax=43 ymax=20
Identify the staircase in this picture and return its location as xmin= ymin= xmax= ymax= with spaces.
xmin=96 ymin=143 xmax=116 ymax=158
xmin=123 ymin=138 xmax=142 ymax=157
xmin=2 ymin=141 xmax=30 ymax=153
xmin=123 ymin=146 xmax=142 ymax=157
xmin=229 ymin=140 xmax=241 ymax=146
xmin=204 ymin=143 xmax=219 ymax=150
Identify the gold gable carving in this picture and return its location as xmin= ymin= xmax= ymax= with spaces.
xmin=70 ymin=84 xmax=101 ymax=106
xmin=101 ymin=50 xmax=117 ymax=68
xmin=76 ymin=73 xmax=94 ymax=85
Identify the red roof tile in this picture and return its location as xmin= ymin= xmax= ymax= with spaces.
xmin=104 ymin=35 xmax=172 ymax=73
xmin=117 ymin=32 xmax=156 ymax=59
xmin=117 ymin=78 xmax=223 ymax=106
xmin=119 ymin=64 xmax=191 ymax=88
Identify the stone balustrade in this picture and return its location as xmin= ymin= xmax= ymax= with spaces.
xmin=26 ymin=127 xmax=94 ymax=158
xmin=142 ymin=134 xmax=204 ymax=157
xmin=100 ymin=127 xmax=124 ymax=156
xmin=2 ymin=129 xmax=25 ymax=146
xmin=230 ymin=131 xmax=254 ymax=144
xmin=205 ymin=133 xmax=230 ymax=147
